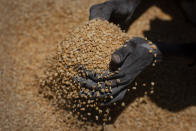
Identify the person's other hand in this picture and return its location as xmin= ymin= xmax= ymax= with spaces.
xmin=89 ymin=0 xmax=141 ymax=29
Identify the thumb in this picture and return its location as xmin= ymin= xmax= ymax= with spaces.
xmin=111 ymin=40 xmax=136 ymax=64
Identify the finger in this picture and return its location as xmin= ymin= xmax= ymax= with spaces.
xmin=73 ymin=76 xmax=87 ymax=87
xmin=102 ymin=89 xmax=127 ymax=106
xmin=81 ymin=66 xmax=126 ymax=81
xmin=85 ymin=69 xmax=126 ymax=82
xmin=85 ymin=70 xmax=110 ymax=82
xmin=104 ymin=70 xmax=125 ymax=80
xmin=80 ymin=87 xmax=111 ymax=99
xmin=75 ymin=71 xmax=129 ymax=90
xmin=78 ymin=79 xmax=130 ymax=101
xmin=110 ymin=82 xmax=129 ymax=96
xmin=111 ymin=40 xmax=136 ymax=64
xmin=74 ymin=76 xmax=105 ymax=90
xmin=80 ymin=84 xmax=112 ymax=99
xmin=76 ymin=72 xmax=128 ymax=89
xmin=77 ymin=65 xmax=111 ymax=81
xmin=95 ymin=82 xmax=130 ymax=100
xmin=89 ymin=2 xmax=114 ymax=20
xmin=77 ymin=64 xmax=125 ymax=83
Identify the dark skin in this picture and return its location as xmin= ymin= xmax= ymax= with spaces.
xmin=74 ymin=0 xmax=196 ymax=105
xmin=74 ymin=37 xmax=159 ymax=105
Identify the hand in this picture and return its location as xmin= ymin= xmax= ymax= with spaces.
xmin=89 ymin=0 xmax=141 ymax=29
xmin=74 ymin=37 xmax=159 ymax=105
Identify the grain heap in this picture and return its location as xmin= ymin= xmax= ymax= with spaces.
xmin=40 ymin=19 xmax=130 ymax=123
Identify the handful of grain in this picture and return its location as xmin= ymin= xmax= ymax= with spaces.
xmin=40 ymin=19 xmax=130 ymax=122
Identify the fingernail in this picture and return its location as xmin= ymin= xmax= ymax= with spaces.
xmin=112 ymin=54 xmax=121 ymax=64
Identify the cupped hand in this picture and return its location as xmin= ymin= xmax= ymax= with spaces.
xmin=74 ymin=37 xmax=159 ymax=105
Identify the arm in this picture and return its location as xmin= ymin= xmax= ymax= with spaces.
xmin=155 ymin=42 xmax=196 ymax=66
xmin=156 ymin=42 xmax=196 ymax=58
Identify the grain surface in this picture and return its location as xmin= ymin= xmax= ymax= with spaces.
xmin=40 ymin=19 xmax=130 ymax=125
xmin=1 ymin=0 xmax=196 ymax=130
